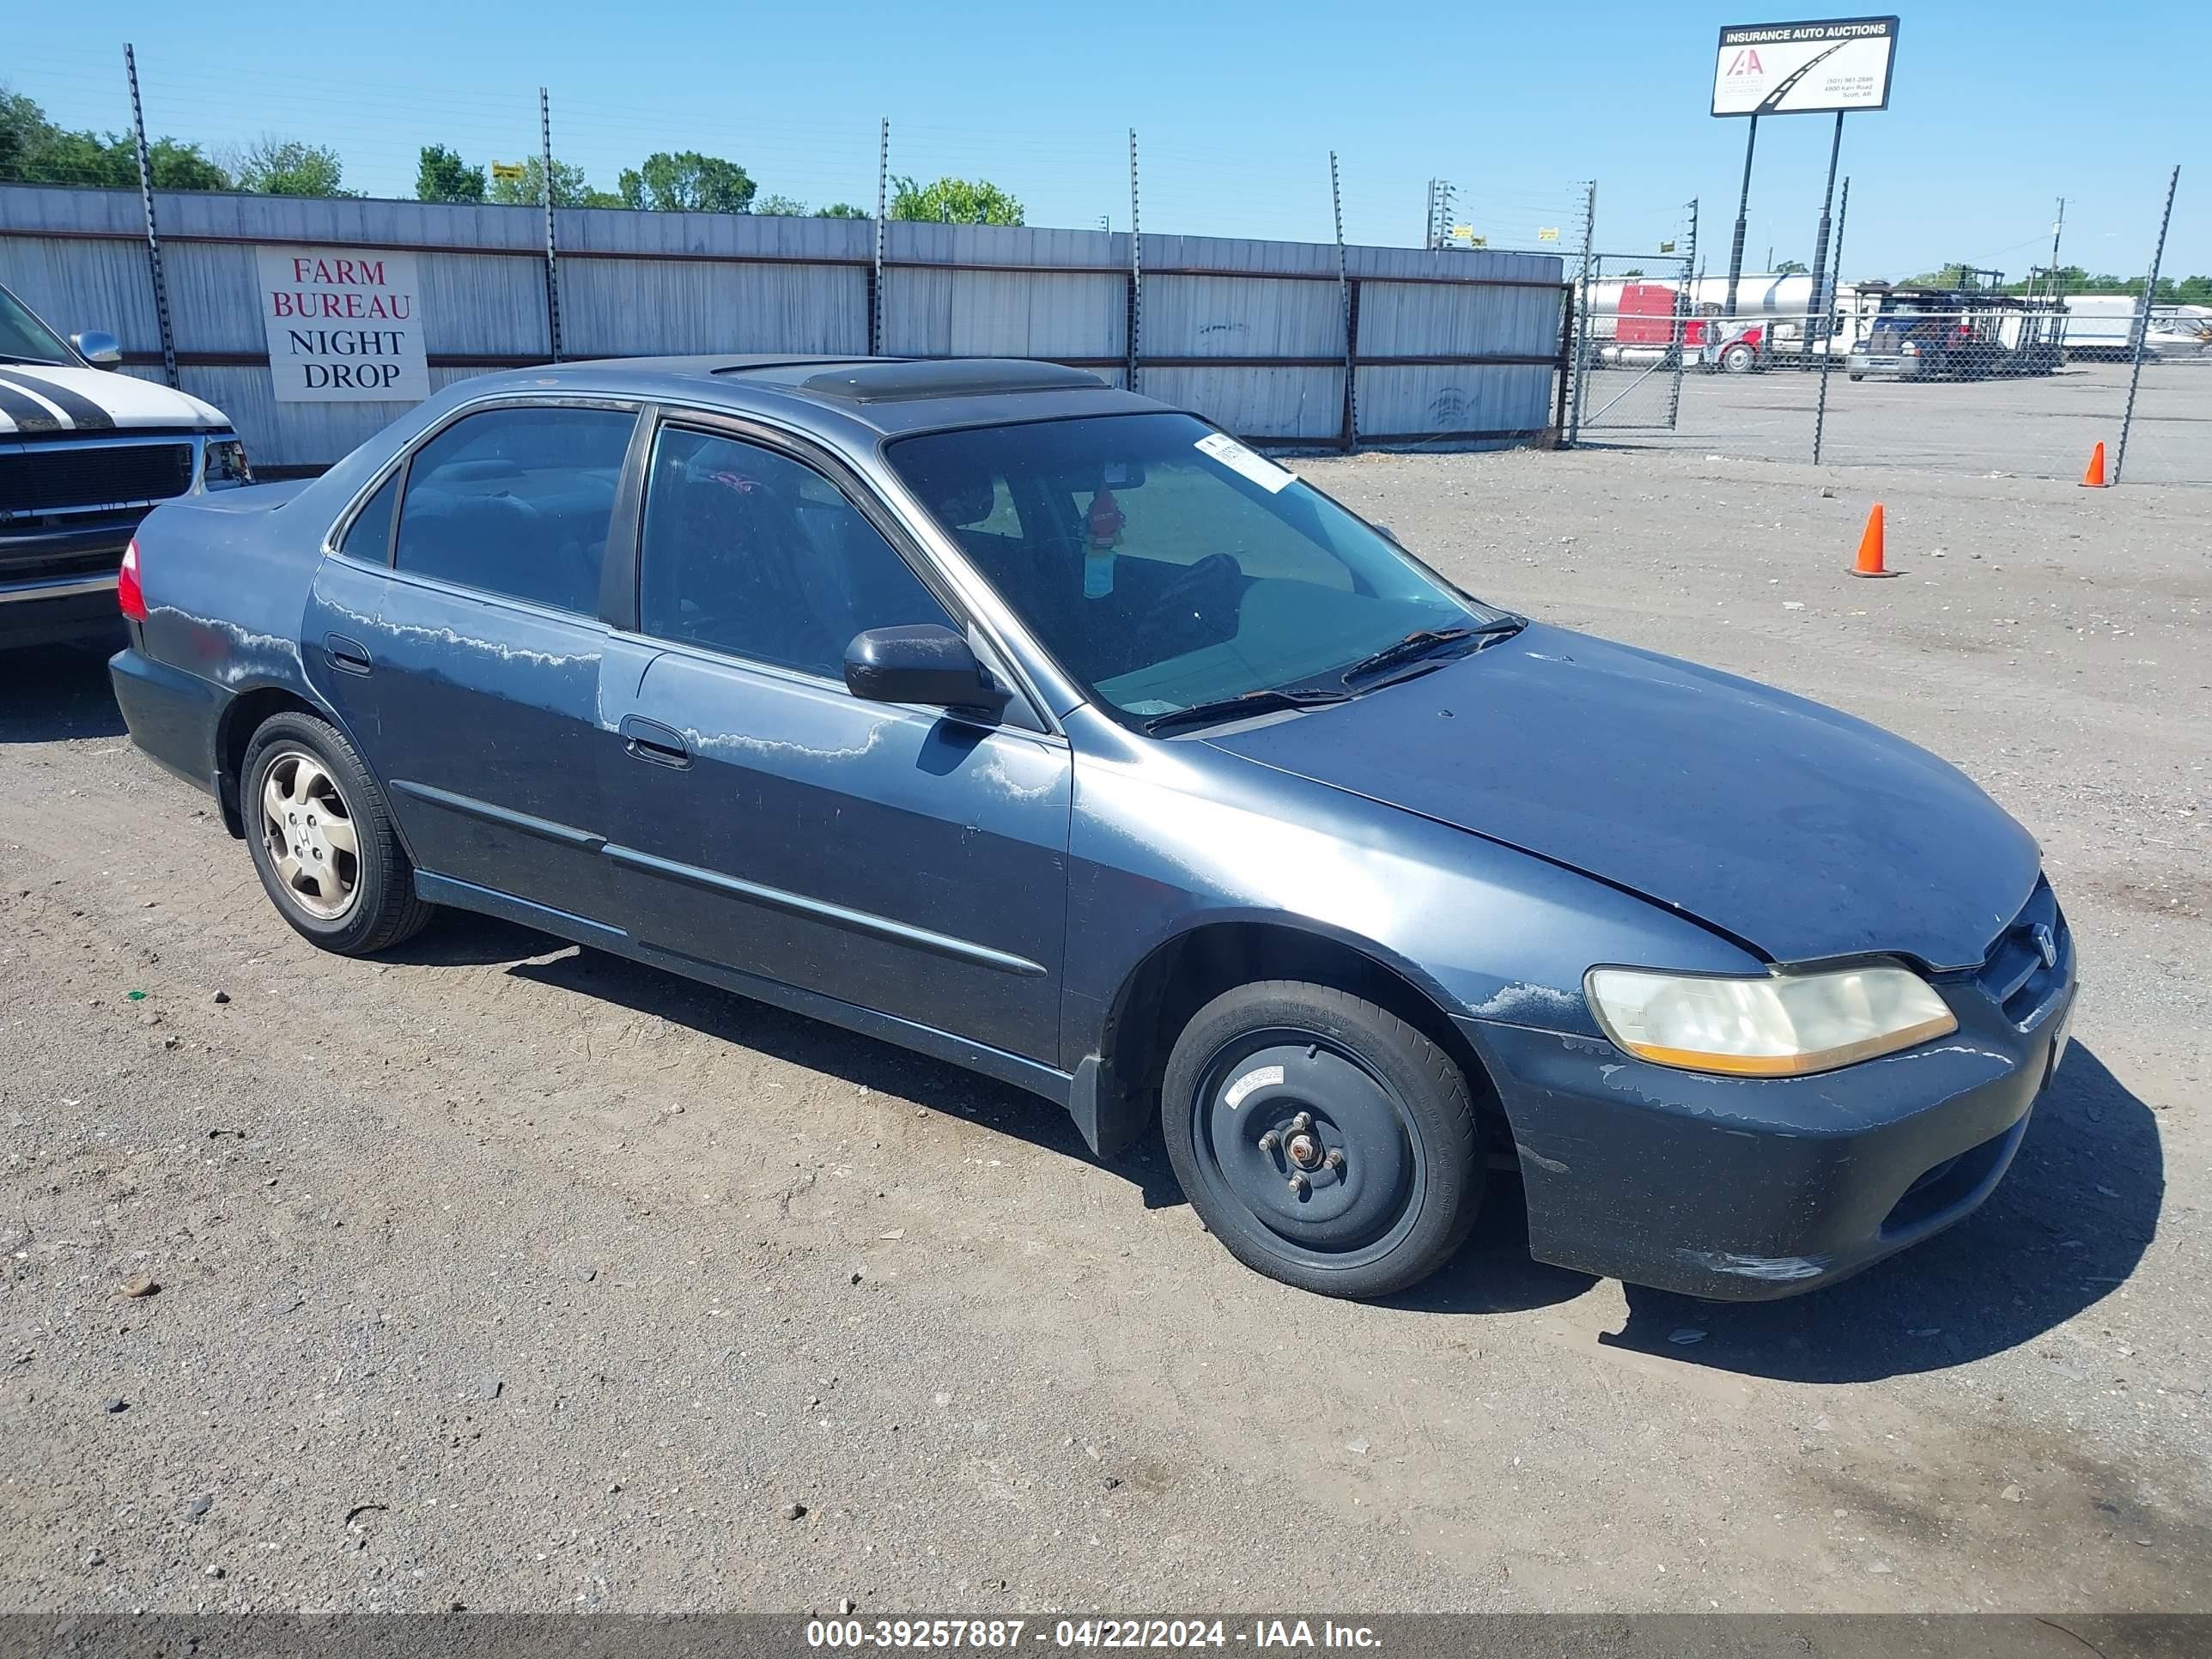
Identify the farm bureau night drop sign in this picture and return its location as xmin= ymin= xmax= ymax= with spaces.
xmin=257 ymin=247 xmax=430 ymax=403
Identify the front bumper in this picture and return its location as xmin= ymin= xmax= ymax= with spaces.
xmin=1846 ymin=353 xmax=1929 ymax=380
xmin=1457 ymin=921 xmax=2077 ymax=1301
xmin=1 ymin=514 xmax=140 ymax=648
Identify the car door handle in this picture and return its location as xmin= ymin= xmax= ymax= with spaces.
xmin=324 ymin=634 xmax=372 ymax=675
xmin=620 ymin=714 xmax=692 ymax=769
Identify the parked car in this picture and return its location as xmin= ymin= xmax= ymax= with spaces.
xmin=1 ymin=280 xmax=251 ymax=649
xmin=108 ymin=356 xmax=2077 ymax=1300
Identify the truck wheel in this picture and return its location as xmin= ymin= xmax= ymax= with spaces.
xmin=1721 ymin=343 xmax=1757 ymax=374
xmin=241 ymin=709 xmax=434 ymax=956
xmin=1161 ymin=981 xmax=1481 ymax=1299
xmin=1848 ymin=373 xmax=1865 ymax=381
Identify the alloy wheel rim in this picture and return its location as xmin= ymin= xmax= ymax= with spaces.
xmin=258 ymin=749 xmax=361 ymax=921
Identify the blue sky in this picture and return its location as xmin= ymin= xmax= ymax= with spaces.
xmin=8 ymin=1 xmax=2204 ymax=282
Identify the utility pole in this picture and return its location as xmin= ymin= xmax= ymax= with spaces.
xmin=1813 ymin=176 xmax=1851 ymax=465
xmin=1127 ymin=129 xmax=1141 ymax=392
xmin=2113 ymin=166 xmax=2180 ymax=485
xmin=1330 ymin=151 xmax=1355 ymax=453
xmin=872 ymin=118 xmax=889 ymax=356
xmin=538 ymin=88 xmax=562 ymax=362
xmin=2044 ymin=196 xmax=2066 ymax=300
xmin=123 ymin=45 xmax=178 ymax=389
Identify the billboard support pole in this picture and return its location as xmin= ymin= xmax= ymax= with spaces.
xmin=1804 ymin=110 xmax=1844 ymax=347
xmin=1723 ymin=112 xmax=1758 ymax=319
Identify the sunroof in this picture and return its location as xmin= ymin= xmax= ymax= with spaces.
xmin=797 ymin=359 xmax=1109 ymax=404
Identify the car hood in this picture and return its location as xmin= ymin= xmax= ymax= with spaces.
xmin=1204 ymin=623 xmax=2039 ymax=972
xmin=0 ymin=363 xmax=228 ymax=434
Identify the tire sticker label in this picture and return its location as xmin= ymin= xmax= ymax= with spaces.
xmin=1223 ymin=1064 xmax=1285 ymax=1109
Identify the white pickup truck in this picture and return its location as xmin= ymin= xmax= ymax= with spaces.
xmin=1 ymin=279 xmax=251 ymax=648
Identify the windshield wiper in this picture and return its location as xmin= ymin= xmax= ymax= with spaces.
xmin=1336 ymin=617 xmax=1525 ymax=688
xmin=1142 ymin=685 xmax=1354 ymax=736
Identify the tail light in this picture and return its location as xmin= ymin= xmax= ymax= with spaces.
xmin=118 ymin=537 xmax=147 ymax=622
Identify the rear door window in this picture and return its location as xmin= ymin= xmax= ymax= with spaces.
xmin=393 ymin=405 xmax=635 ymax=613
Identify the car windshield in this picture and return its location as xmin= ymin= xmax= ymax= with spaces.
xmin=0 ymin=286 xmax=77 ymax=366
xmin=885 ymin=411 xmax=1499 ymax=723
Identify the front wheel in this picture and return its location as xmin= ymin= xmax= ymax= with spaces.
xmin=1721 ymin=343 xmax=1757 ymax=374
xmin=1161 ymin=981 xmax=1481 ymax=1298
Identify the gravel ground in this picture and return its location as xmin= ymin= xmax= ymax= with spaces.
xmin=1 ymin=446 xmax=2205 ymax=1616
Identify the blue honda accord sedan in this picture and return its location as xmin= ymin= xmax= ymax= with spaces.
xmin=108 ymin=356 xmax=2077 ymax=1299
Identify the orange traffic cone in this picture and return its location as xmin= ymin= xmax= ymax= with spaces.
xmin=2081 ymin=441 xmax=2107 ymax=487
xmin=1850 ymin=503 xmax=1898 ymax=578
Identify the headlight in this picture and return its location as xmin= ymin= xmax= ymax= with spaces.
xmin=203 ymin=438 xmax=252 ymax=489
xmin=1584 ymin=964 xmax=1956 ymax=1078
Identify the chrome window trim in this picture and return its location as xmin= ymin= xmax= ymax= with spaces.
xmin=321 ymin=392 xmax=646 ymax=563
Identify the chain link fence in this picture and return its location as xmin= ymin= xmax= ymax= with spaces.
xmin=1571 ymin=210 xmax=1700 ymax=438
xmin=1566 ymin=168 xmax=2201 ymax=487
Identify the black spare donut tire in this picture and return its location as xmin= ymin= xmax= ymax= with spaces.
xmin=1161 ymin=980 xmax=1482 ymax=1298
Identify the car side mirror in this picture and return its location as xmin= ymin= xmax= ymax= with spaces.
xmin=844 ymin=624 xmax=1012 ymax=718
xmin=71 ymin=331 xmax=124 ymax=368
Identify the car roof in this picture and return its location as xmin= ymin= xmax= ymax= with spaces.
xmin=458 ymin=355 xmax=1162 ymax=443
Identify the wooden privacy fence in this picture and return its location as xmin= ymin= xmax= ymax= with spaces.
xmin=0 ymin=184 xmax=1570 ymax=471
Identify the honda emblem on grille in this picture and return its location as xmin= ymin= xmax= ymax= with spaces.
xmin=2032 ymin=923 xmax=2057 ymax=969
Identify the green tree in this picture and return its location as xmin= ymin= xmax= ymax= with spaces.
xmin=416 ymin=143 xmax=484 ymax=204
xmin=146 ymin=138 xmax=229 ymax=191
xmin=755 ymin=191 xmax=807 ymax=216
xmin=889 ymin=174 xmax=1023 ymax=226
xmin=617 ymin=150 xmax=756 ymax=214
xmin=1774 ymin=258 xmax=1809 ymax=275
xmin=486 ymin=155 xmax=616 ymax=208
xmin=1 ymin=84 xmax=228 ymax=191
xmin=815 ymin=202 xmax=868 ymax=218
xmin=235 ymin=137 xmax=351 ymax=198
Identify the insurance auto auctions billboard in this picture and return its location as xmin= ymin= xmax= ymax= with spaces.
xmin=1711 ymin=16 xmax=1899 ymax=116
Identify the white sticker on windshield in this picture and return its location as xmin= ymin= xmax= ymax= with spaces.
xmin=1223 ymin=1064 xmax=1285 ymax=1109
xmin=1195 ymin=430 xmax=1295 ymax=494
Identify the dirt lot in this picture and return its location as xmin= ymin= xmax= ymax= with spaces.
xmin=1 ymin=446 xmax=2206 ymax=1616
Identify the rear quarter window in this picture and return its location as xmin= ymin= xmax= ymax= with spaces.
xmin=338 ymin=473 xmax=398 ymax=564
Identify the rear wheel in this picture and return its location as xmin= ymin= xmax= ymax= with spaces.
xmin=1161 ymin=981 xmax=1481 ymax=1298
xmin=242 ymin=710 xmax=432 ymax=955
